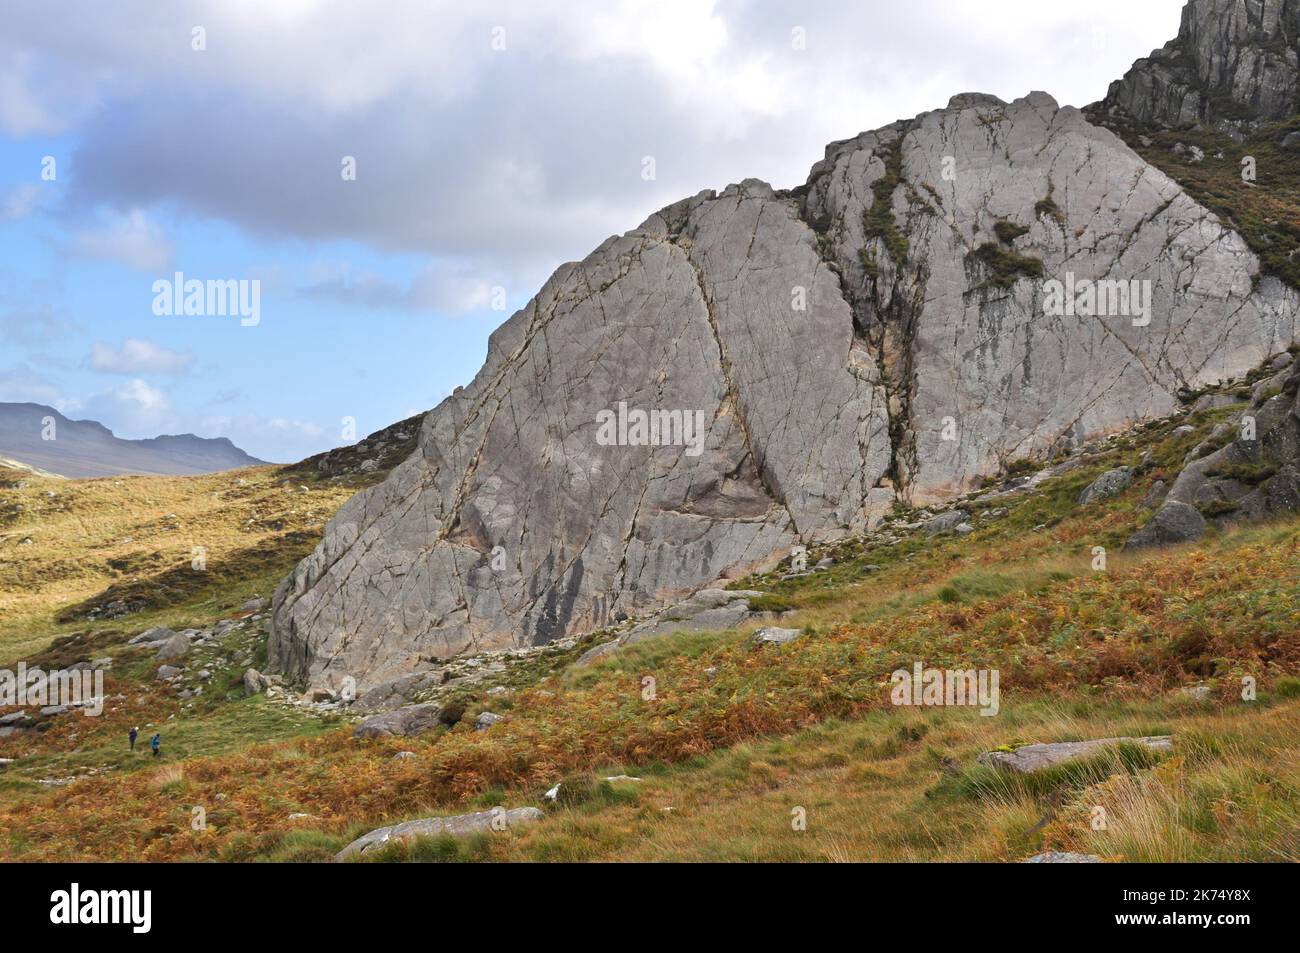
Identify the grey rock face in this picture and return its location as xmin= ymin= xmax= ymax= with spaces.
xmin=272 ymin=66 xmax=1299 ymax=694
xmin=978 ymin=736 xmax=1173 ymax=773
xmin=353 ymin=702 xmax=444 ymax=739
xmin=335 ymin=807 xmax=543 ymax=862
xmin=1101 ymin=0 xmax=1300 ymax=128
xmin=1078 ymin=467 xmax=1134 ymax=505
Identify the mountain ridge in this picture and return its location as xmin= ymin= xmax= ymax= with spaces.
xmin=0 ymin=402 xmax=266 ymax=478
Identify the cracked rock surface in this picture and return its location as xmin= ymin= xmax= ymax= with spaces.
xmin=272 ymin=21 xmax=1299 ymax=694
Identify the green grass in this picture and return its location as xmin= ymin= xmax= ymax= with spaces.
xmin=968 ymin=242 xmax=1044 ymax=288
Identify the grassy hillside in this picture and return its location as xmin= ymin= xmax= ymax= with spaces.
xmin=1 ymin=399 xmax=1297 ymax=862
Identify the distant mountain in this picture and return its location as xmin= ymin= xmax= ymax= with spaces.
xmin=0 ymin=402 xmax=266 ymax=478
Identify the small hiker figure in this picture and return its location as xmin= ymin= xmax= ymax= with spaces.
xmin=150 ymin=733 xmax=161 ymax=759
xmin=129 ymin=726 xmax=138 ymax=751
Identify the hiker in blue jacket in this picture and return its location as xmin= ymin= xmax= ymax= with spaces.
xmin=150 ymin=733 xmax=161 ymax=758
xmin=129 ymin=726 xmax=138 ymax=751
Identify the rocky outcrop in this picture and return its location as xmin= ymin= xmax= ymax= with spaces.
xmin=1100 ymin=0 xmax=1299 ymax=130
xmin=1128 ymin=354 xmax=1300 ymax=547
xmin=271 ymin=13 xmax=1299 ymax=695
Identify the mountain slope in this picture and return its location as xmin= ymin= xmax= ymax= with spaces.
xmin=0 ymin=403 xmax=265 ymax=478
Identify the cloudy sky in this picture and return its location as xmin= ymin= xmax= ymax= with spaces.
xmin=0 ymin=0 xmax=1186 ymax=461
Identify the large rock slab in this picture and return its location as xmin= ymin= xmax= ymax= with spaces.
xmin=978 ymin=736 xmax=1173 ymax=773
xmin=334 ymin=807 xmax=543 ymax=861
xmin=272 ymin=22 xmax=1298 ymax=694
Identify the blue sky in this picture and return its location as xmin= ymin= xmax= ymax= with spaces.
xmin=0 ymin=0 xmax=1185 ymax=462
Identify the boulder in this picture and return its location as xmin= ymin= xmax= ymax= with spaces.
xmin=978 ymin=736 xmax=1172 ymax=773
xmin=1124 ymin=501 xmax=1207 ymax=550
xmin=335 ymin=807 xmax=544 ymax=861
xmin=154 ymin=632 xmax=191 ymax=661
xmin=242 ymin=668 xmax=270 ymax=697
xmin=1077 ymin=466 xmax=1133 ymax=505
xmin=156 ymin=665 xmax=183 ymax=681
xmin=752 ymin=626 xmax=802 ymax=646
xmin=353 ymin=703 xmax=445 ymax=739
xmin=923 ymin=510 xmax=970 ymax=536
xmin=475 ymin=712 xmax=504 ymax=731
xmin=129 ymin=626 xmax=173 ymax=646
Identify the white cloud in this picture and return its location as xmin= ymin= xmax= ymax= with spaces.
xmin=2 ymin=183 xmax=39 ymax=221
xmin=71 ymin=210 xmax=174 ymax=271
xmin=67 ymin=378 xmax=177 ymax=438
xmin=0 ymin=363 xmax=65 ymax=406
xmin=91 ymin=337 xmax=193 ymax=375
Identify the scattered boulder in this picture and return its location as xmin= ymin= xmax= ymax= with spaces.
xmin=1077 ymin=466 xmax=1133 ymax=505
xmin=242 ymin=668 xmax=270 ymax=697
xmin=156 ymin=665 xmax=183 ymax=681
xmin=1125 ymin=501 xmax=1206 ymax=550
xmin=129 ymin=627 xmax=173 ymax=646
xmin=242 ymin=597 xmax=266 ymax=612
xmin=353 ymin=703 xmax=445 ymax=739
xmin=752 ymin=626 xmax=802 ymax=646
xmin=475 ymin=712 xmax=504 ymax=731
xmin=923 ymin=510 xmax=970 ymax=536
xmin=90 ymin=658 xmax=113 ymax=671
xmin=978 ymin=736 xmax=1172 ymax=774
xmin=154 ymin=631 xmax=191 ymax=661
xmin=335 ymin=807 xmax=544 ymax=861
xmin=392 ymin=751 xmax=416 ymax=761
